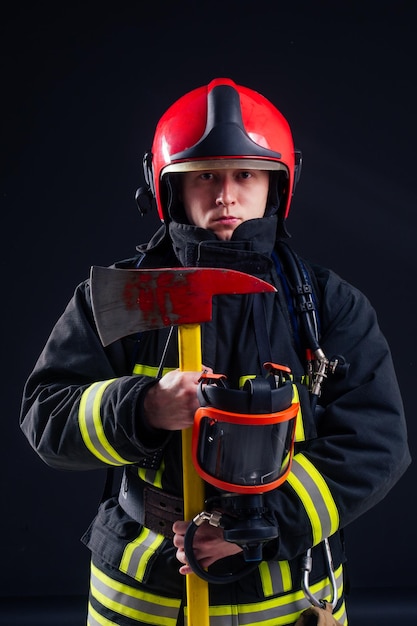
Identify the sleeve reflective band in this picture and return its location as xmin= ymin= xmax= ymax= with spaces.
xmin=286 ymin=453 xmax=339 ymax=545
xmin=78 ymin=379 xmax=134 ymax=465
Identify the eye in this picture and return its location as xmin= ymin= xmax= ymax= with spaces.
xmin=200 ymin=172 xmax=214 ymax=180
xmin=238 ymin=171 xmax=252 ymax=180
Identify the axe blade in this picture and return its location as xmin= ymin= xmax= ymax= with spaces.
xmin=90 ymin=266 xmax=277 ymax=346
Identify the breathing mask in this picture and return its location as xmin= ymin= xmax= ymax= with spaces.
xmin=184 ymin=363 xmax=299 ymax=583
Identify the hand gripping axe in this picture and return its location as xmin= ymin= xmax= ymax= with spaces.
xmin=90 ymin=265 xmax=277 ymax=626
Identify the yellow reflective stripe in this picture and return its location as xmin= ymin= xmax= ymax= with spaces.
xmin=296 ymin=454 xmax=339 ymax=537
xmin=237 ymin=379 xmax=306 ymax=442
xmin=308 ymin=563 xmax=345 ymax=613
xmin=206 ymin=564 xmax=344 ymax=625
xmin=333 ymin=600 xmax=348 ymax=626
xmin=132 ymin=364 xmax=175 ymax=377
xmin=258 ymin=561 xmax=274 ymax=596
xmin=237 ymin=380 xmax=304 ymax=443
xmin=258 ymin=559 xmax=292 ymax=596
xmin=89 ymin=559 xmax=346 ymax=626
xmin=287 ymin=469 xmax=321 ymax=545
xmin=120 ymin=527 xmax=165 ymax=582
xmin=137 ymin=461 xmax=165 ymax=488
xmin=278 ymin=560 xmax=292 ymax=593
xmin=292 ymin=384 xmax=305 ymax=442
xmin=238 ymin=374 xmax=256 ymax=388
xmin=286 ymin=454 xmax=339 ymax=545
xmin=79 ymin=380 xmax=133 ymax=466
xmin=89 ymin=561 xmax=179 ymax=625
xmin=88 ymin=601 xmax=120 ymax=625
xmin=280 ymin=559 xmax=292 ymax=592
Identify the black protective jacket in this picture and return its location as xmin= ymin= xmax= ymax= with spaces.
xmin=20 ymin=216 xmax=410 ymax=611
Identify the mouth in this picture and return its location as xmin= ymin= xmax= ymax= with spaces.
xmin=214 ymin=215 xmax=240 ymax=224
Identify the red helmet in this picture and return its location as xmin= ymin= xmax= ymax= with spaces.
xmin=142 ymin=78 xmax=301 ymax=222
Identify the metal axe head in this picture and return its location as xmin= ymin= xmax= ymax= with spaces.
xmin=90 ymin=266 xmax=277 ymax=346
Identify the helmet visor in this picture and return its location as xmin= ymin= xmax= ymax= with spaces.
xmin=162 ymin=158 xmax=288 ymax=177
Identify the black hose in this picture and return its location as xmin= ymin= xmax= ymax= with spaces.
xmin=183 ymin=521 xmax=260 ymax=585
xmin=277 ymin=241 xmax=321 ymax=353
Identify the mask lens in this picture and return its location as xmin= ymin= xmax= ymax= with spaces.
xmin=194 ymin=407 xmax=297 ymax=492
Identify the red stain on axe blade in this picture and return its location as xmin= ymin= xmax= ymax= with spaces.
xmin=122 ymin=268 xmax=276 ymax=329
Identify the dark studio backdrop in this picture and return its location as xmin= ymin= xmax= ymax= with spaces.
xmin=2 ymin=1 xmax=416 ymax=624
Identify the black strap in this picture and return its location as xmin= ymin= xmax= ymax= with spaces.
xmin=118 ymin=470 xmax=183 ymax=538
xmin=252 ymin=294 xmax=273 ymax=374
xmin=274 ymin=242 xmax=321 ymax=354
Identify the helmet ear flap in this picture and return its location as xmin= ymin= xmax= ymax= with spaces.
xmin=135 ymin=186 xmax=156 ymax=216
xmin=143 ymin=151 xmax=156 ymax=197
xmin=293 ymin=150 xmax=302 ymax=194
xmin=135 ymin=151 xmax=157 ymax=216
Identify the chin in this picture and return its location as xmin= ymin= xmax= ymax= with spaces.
xmin=215 ymin=232 xmax=233 ymax=241
xmin=210 ymin=226 xmax=236 ymax=241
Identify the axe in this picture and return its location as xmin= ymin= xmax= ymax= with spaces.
xmin=90 ymin=265 xmax=277 ymax=626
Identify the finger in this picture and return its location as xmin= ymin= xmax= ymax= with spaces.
xmin=172 ymin=533 xmax=183 ymax=549
xmin=172 ymin=520 xmax=190 ymax=535
xmin=179 ymin=564 xmax=193 ymax=576
xmin=176 ymin=547 xmax=189 ymax=568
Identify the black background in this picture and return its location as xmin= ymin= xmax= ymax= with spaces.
xmin=2 ymin=0 xmax=416 ymax=621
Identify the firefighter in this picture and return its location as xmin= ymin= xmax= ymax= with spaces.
xmin=20 ymin=78 xmax=410 ymax=625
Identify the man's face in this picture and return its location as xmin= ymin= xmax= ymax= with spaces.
xmin=181 ymin=168 xmax=270 ymax=241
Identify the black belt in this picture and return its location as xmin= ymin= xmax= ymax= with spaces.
xmin=118 ymin=470 xmax=184 ymax=539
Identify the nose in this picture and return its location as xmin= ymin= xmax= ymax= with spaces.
xmin=216 ymin=175 xmax=236 ymax=207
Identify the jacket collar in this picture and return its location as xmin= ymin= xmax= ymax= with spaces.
xmin=168 ymin=216 xmax=278 ymax=275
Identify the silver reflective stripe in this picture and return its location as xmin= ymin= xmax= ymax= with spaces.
xmin=287 ymin=454 xmax=339 ymax=544
xmin=87 ymin=601 xmax=120 ymax=626
xmin=89 ymin=561 xmax=180 ymax=625
xmin=120 ymin=527 xmax=165 ymax=581
xmin=259 ymin=559 xmax=292 ymax=596
xmin=137 ymin=464 xmax=164 ymax=488
xmin=79 ymin=380 xmax=133 ymax=466
xmin=185 ymin=565 xmax=346 ymax=626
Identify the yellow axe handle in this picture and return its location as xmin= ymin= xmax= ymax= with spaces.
xmin=178 ymin=323 xmax=210 ymax=626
